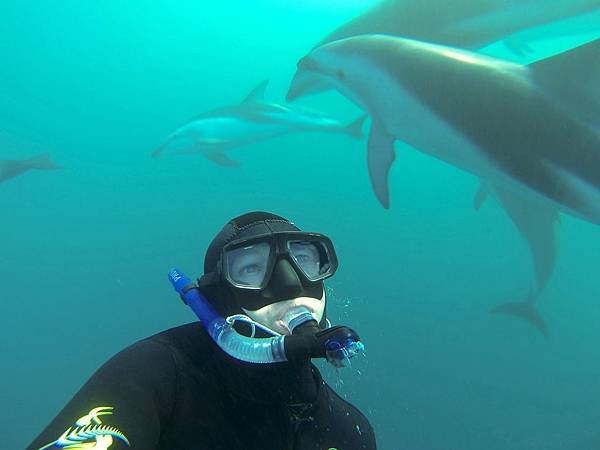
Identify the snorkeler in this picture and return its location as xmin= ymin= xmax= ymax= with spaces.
xmin=28 ymin=211 xmax=376 ymax=450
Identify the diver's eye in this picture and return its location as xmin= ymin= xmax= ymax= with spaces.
xmin=240 ymin=264 xmax=263 ymax=276
xmin=295 ymin=254 xmax=311 ymax=263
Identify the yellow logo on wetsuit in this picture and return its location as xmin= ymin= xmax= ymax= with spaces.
xmin=38 ymin=406 xmax=130 ymax=449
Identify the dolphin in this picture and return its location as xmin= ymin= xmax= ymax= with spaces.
xmin=290 ymin=1 xmax=600 ymax=97
xmin=315 ymin=0 xmax=599 ymax=54
xmin=152 ymin=80 xmax=366 ymax=167
xmin=0 ymin=153 xmax=62 ymax=184
xmin=474 ymin=182 xmax=559 ymax=336
xmin=532 ymin=38 xmax=600 ymax=130
xmin=481 ymin=7 xmax=600 ymax=57
xmin=288 ymin=36 xmax=600 ymax=333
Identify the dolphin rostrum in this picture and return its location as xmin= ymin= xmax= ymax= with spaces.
xmin=0 ymin=153 xmax=62 ymax=184
xmin=152 ymin=80 xmax=366 ymax=167
xmin=288 ymin=36 xmax=600 ymax=333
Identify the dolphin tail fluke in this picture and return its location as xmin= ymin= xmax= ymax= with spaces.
xmin=345 ymin=114 xmax=368 ymax=139
xmin=203 ymin=151 xmax=240 ymax=168
xmin=29 ymin=153 xmax=62 ymax=170
xmin=491 ymin=299 xmax=548 ymax=337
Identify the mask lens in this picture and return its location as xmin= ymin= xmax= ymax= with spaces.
xmin=288 ymin=240 xmax=332 ymax=281
xmin=225 ymin=241 xmax=271 ymax=288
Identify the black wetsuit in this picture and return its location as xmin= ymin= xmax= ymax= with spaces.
xmin=29 ymin=322 xmax=376 ymax=450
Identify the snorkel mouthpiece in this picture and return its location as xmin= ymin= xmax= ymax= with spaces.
xmin=168 ymin=268 xmax=365 ymax=367
xmin=284 ymin=307 xmax=317 ymax=333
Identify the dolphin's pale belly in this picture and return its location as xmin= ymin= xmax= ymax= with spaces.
xmin=179 ymin=117 xmax=290 ymax=147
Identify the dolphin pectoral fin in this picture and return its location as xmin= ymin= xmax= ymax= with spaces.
xmin=203 ymin=151 xmax=240 ymax=168
xmin=491 ymin=184 xmax=559 ymax=294
xmin=367 ymin=122 xmax=395 ymax=209
xmin=473 ymin=181 xmax=489 ymax=210
xmin=242 ymin=80 xmax=269 ymax=104
xmin=491 ymin=299 xmax=548 ymax=337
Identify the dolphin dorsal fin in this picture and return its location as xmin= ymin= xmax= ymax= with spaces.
xmin=242 ymin=80 xmax=269 ymax=104
xmin=531 ymin=39 xmax=599 ymax=127
xmin=531 ymin=38 xmax=599 ymax=84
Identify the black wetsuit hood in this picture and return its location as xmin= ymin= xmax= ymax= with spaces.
xmin=199 ymin=211 xmax=328 ymax=326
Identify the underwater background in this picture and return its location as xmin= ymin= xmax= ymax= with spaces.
xmin=1 ymin=1 xmax=599 ymax=449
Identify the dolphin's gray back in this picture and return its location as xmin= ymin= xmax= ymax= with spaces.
xmin=316 ymin=0 xmax=499 ymax=49
xmin=317 ymin=0 xmax=599 ymax=51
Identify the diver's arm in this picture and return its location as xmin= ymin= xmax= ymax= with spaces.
xmin=27 ymin=339 xmax=177 ymax=450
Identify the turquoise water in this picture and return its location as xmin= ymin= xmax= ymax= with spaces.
xmin=1 ymin=1 xmax=599 ymax=449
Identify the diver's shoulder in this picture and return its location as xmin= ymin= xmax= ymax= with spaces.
xmin=135 ymin=322 xmax=221 ymax=366
xmin=143 ymin=322 xmax=213 ymax=348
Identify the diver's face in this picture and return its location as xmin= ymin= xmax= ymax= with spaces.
xmin=242 ymin=291 xmax=326 ymax=335
xmin=220 ymin=229 xmax=336 ymax=328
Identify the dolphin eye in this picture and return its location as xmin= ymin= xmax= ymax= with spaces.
xmin=337 ymin=69 xmax=345 ymax=80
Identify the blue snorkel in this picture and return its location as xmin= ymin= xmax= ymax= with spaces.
xmin=168 ymin=268 xmax=365 ymax=367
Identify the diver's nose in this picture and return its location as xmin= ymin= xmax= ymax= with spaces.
xmin=263 ymin=259 xmax=303 ymax=300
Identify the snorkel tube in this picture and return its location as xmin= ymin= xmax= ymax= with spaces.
xmin=168 ymin=268 xmax=365 ymax=367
